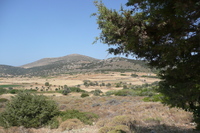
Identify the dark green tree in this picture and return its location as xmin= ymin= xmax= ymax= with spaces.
xmin=0 ymin=92 xmax=59 ymax=128
xmin=93 ymin=0 xmax=200 ymax=130
xmin=45 ymin=82 xmax=50 ymax=87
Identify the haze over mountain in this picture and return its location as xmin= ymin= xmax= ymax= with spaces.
xmin=0 ymin=54 xmax=151 ymax=77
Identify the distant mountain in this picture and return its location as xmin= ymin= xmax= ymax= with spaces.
xmin=21 ymin=54 xmax=100 ymax=68
xmin=0 ymin=54 xmax=151 ymax=77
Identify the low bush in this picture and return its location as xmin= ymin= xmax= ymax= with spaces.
xmin=131 ymin=74 xmax=138 ymax=77
xmin=114 ymin=90 xmax=134 ymax=96
xmin=138 ymin=88 xmax=155 ymax=96
xmin=0 ymin=88 xmax=22 ymax=95
xmin=81 ymin=93 xmax=89 ymax=98
xmin=47 ymin=116 xmax=60 ymax=129
xmin=25 ymin=89 xmax=37 ymax=92
xmin=62 ymin=88 xmax=71 ymax=95
xmin=59 ymin=119 xmax=84 ymax=131
xmin=105 ymin=91 xmax=116 ymax=96
xmin=98 ymin=115 xmax=135 ymax=133
xmin=8 ymin=89 xmax=20 ymax=94
xmin=0 ymin=98 xmax=8 ymax=103
xmin=0 ymin=88 xmax=7 ymax=95
xmin=59 ymin=110 xmax=98 ymax=125
xmin=91 ymin=89 xmax=103 ymax=96
xmin=143 ymin=93 xmax=164 ymax=102
xmin=70 ymin=87 xmax=85 ymax=92
xmin=0 ymin=92 xmax=59 ymax=128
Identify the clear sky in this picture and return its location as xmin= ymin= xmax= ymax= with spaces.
xmin=0 ymin=0 xmax=130 ymax=66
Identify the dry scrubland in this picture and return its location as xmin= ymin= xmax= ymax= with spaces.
xmin=0 ymin=72 xmax=158 ymax=92
xmin=0 ymin=72 xmax=198 ymax=133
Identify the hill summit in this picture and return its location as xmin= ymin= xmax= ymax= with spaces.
xmin=21 ymin=54 xmax=100 ymax=68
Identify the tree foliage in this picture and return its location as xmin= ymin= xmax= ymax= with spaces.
xmin=93 ymin=0 xmax=200 ymax=129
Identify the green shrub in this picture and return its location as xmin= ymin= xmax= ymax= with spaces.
xmin=45 ymin=82 xmax=50 ymax=86
xmin=81 ymin=93 xmax=89 ymax=98
xmin=92 ymin=89 xmax=103 ymax=96
xmin=143 ymin=94 xmax=164 ymax=102
xmin=47 ymin=116 xmax=60 ymax=129
xmin=115 ymin=83 xmax=121 ymax=88
xmin=139 ymin=88 xmax=155 ymax=96
xmin=123 ymin=85 xmax=128 ymax=89
xmin=0 ymin=88 xmax=7 ymax=95
xmin=105 ymin=91 xmax=116 ymax=96
xmin=106 ymin=83 xmax=112 ymax=87
xmin=8 ymin=89 xmax=20 ymax=94
xmin=114 ymin=90 xmax=132 ymax=96
xmin=62 ymin=88 xmax=71 ymax=95
xmin=59 ymin=110 xmax=98 ymax=125
xmin=0 ymin=92 xmax=59 ymax=128
xmin=131 ymin=74 xmax=138 ymax=77
xmin=25 ymin=89 xmax=37 ymax=92
xmin=70 ymin=87 xmax=85 ymax=92
xmin=0 ymin=98 xmax=8 ymax=103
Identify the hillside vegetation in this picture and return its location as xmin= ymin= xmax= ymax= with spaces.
xmin=0 ymin=54 xmax=151 ymax=77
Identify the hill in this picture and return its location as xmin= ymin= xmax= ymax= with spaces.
xmin=21 ymin=54 xmax=100 ymax=68
xmin=0 ymin=65 xmax=27 ymax=77
xmin=0 ymin=54 xmax=151 ymax=77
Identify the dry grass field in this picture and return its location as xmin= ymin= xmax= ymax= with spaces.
xmin=0 ymin=72 xmax=158 ymax=92
xmin=0 ymin=72 xmax=198 ymax=133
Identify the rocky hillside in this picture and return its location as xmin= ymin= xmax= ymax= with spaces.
xmin=0 ymin=54 xmax=151 ymax=77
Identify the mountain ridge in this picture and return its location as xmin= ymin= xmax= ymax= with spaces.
xmin=0 ymin=54 xmax=151 ymax=77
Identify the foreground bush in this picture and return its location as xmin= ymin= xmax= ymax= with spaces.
xmin=0 ymin=92 xmax=59 ymax=128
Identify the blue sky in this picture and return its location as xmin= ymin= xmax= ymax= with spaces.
xmin=0 ymin=0 xmax=130 ymax=66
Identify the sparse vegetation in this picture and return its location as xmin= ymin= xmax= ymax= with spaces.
xmin=0 ymin=71 xmax=197 ymax=132
xmin=106 ymin=82 xmax=159 ymax=97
